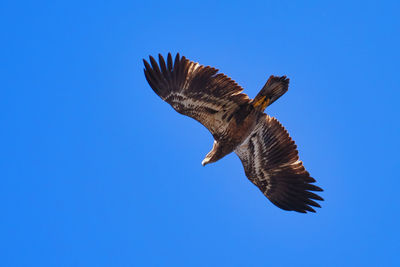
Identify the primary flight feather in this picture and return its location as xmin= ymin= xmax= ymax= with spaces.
xmin=143 ymin=53 xmax=323 ymax=213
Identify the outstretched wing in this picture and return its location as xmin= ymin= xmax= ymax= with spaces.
xmin=143 ymin=53 xmax=251 ymax=138
xmin=235 ymin=115 xmax=323 ymax=213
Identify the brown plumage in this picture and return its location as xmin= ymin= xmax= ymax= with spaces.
xmin=143 ymin=53 xmax=323 ymax=213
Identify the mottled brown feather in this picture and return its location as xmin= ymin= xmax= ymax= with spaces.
xmin=143 ymin=53 xmax=251 ymax=139
xmin=235 ymin=115 xmax=323 ymax=213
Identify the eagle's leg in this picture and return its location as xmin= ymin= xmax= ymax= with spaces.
xmin=253 ymin=96 xmax=270 ymax=111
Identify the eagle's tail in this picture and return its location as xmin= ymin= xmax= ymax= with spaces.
xmin=252 ymin=75 xmax=289 ymax=111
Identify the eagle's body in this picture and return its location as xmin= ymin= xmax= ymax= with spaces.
xmin=201 ymin=103 xmax=260 ymax=165
xmin=144 ymin=53 xmax=323 ymax=213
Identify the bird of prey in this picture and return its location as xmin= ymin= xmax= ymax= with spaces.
xmin=143 ymin=53 xmax=323 ymax=213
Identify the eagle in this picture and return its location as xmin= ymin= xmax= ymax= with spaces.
xmin=143 ymin=53 xmax=323 ymax=213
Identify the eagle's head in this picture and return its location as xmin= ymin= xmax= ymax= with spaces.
xmin=202 ymin=140 xmax=223 ymax=166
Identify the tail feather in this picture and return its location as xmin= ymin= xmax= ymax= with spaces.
xmin=252 ymin=75 xmax=289 ymax=111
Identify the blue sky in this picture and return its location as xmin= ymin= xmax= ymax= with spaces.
xmin=1 ymin=0 xmax=400 ymax=266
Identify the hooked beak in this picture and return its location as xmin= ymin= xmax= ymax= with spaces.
xmin=201 ymin=159 xmax=208 ymax=166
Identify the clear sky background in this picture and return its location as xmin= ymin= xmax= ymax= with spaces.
xmin=1 ymin=0 xmax=400 ymax=266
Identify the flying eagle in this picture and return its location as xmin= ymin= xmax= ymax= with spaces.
xmin=143 ymin=53 xmax=323 ymax=213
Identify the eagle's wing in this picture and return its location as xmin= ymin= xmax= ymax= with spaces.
xmin=235 ymin=115 xmax=323 ymax=213
xmin=143 ymin=53 xmax=251 ymax=138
